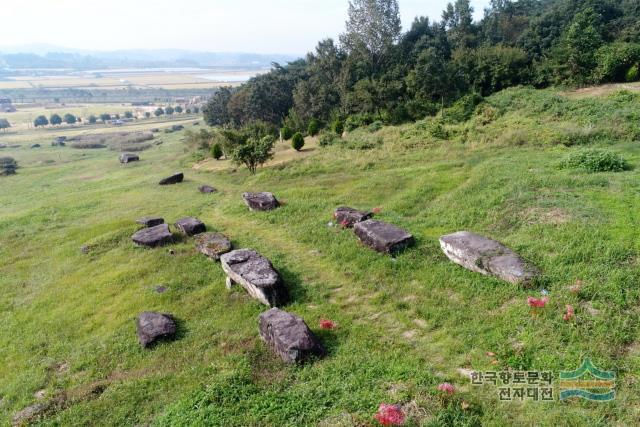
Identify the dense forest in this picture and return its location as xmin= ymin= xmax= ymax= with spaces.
xmin=204 ymin=0 xmax=640 ymax=133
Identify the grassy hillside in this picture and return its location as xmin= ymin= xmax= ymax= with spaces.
xmin=1 ymin=87 xmax=639 ymax=426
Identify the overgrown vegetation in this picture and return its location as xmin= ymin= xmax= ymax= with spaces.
xmin=559 ymin=148 xmax=631 ymax=172
xmin=204 ymin=0 xmax=640 ymax=136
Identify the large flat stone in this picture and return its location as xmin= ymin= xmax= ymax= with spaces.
xmin=258 ymin=308 xmax=325 ymax=364
xmin=199 ymin=185 xmax=217 ymax=194
xmin=220 ymin=249 xmax=287 ymax=307
xmin=353 ymin=219 xmax=414 ymax=254
xmin=132 ymin=224 xmax=174 ymax=247
xmin=159 ymin=172 xmax=184 ymax=185
xmin=174 ymin=217 xmax=206 ymax=236
xmin=119 ymin=153 xmax=139 ymax=163
xmin=136 ymin=312 xmax=177 ymax=348
xmin=439 ymin=231 xmax=539 ymax=285
xmin=334 ymin=206 xmax=373 ymax=227
xmin=194 ymin=232 xmax=232 ymax=260
xmin=242 ymin=192 xmax=279 ymax=211
xmin=136 ymin=216 xmax=164 ymax=228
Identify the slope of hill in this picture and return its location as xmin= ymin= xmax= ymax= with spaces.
xmin=0 ymin=86 xmax=639 ymax=426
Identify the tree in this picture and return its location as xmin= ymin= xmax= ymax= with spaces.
xmin=291 ymin=132 xmax=305 ymax=151
xmin=192 ymin=106 xmax=200 ymax=114
xmin=145 ymin=112 xmax=151 ymax=119
xmin=154 ymin=108 xmax=165 ymax=117
xmin=211 ymin=143 xmax=224 ymax=160
xmin=442 ymin=0 xmax=477 ymax=50
xmin=186 ymin=108 xmax=192 ymax=114
xmin=88 ymin=115 xmax=97 ymax=124
xmin=50 ymin=114 xmax=62 ymax=126
xmin=203 ymin=87 xmax=233 ymax=126
xmin=63 ymin=113 xmax=77 ymax=124
xmin=563 ymin=8 xmax=605 ymax=83
xmin=165 ymin=106 xmax=175 ymax=115
xmin=280 ymin=125 xmax=293 ymax=140
xmin=100 ymin=113 xmax=111 ymax=122
xmin=307 ymin=119 xmax=320 ymax=136
xmin=0 ymin=118 xmax=10 ymax=132
xmin=340 ymin=0 xmax=402 ymax=68
xmin=124 ymin=111 xmax=134 ymax=119
xmin=34 ymin=115 xmax=49 ymax=127
xmin=231 ymin=135 xmax=275 ymax=174
xmin=175 ymin=106 xmax=183 ymax=113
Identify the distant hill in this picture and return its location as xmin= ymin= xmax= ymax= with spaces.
xmin=0 ymin=45 xmax=298 ymax=70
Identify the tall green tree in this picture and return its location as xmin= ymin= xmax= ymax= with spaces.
xmin=340 ymin=0 xmax=402 ymax=69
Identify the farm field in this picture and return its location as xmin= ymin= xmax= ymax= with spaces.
xmin=1 ymin=86 xmax=640 ymax=426
xmin=0 ymin=69 xmax=262 ymax=91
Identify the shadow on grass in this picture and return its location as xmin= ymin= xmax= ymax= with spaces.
xmin=278 ymin=265 xmax=309 ymax=305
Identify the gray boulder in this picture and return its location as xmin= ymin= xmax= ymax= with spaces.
xmin=136 ymin=216 xmax=164 ymax=228
xmin=174 ymin=217 xmax=206 ymax=236
xmin=136 ymin=312 xmax=177 ymax=348
xmin=242 ymin=192 xmax=279 ymax=211
xmin=439 ymin=231 xmax=540 ymax=285
xmin=353 ymin=219 xmax=414 ymax=254
xmin=159 ymin=173 xmax=184 ymax=185
xmin=220 ymin=249 xmax=287 ymax=307
xmin=120 ymin=153 xmax=139 ymax=163
xmin=199 ymin=185 xmax=217 ymax=194
xmin=132 ymin=224 xmax=174 ymax=247
xmin=334 ymin=206 xmax=373 ymax=227
xmin=195 ymin=232 xmax=232 ymax=260
xmin=258 ymin=308 xmax=325 ymax=364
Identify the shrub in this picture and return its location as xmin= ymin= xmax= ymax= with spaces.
xmin=443 ymin=93 xmax=484 ymax=123
xmin=428 ymin=119 xmax=449 ymax=139
xmin=231 ymin=135 xmax=275 ymax=174
xmin=0 ymin=157 xmax=17 ymax=176
xmin=319 ymin=133 xmax=340 ymax=147
xmin=307 ymin=119 xmax=319 ymax=136
xmin=211 ymin=143 xmax=223 ymax=160
xmin=367 ymin=120 xmax=383 ymax=133
xmin=291 ymin=132 xmax=305 ymax=151
xmin=344 ymin=132 xmax=383 ymax=150
xmin=331 ymin=119 xmax=344 ymax=135
xmin=344 ymin=113 xmax=378 ymax=132
xmin=626 ymin=65 xmax=639 ymax=82
xmin=88 ymin=115 xmax=97 ymax=124
xmin=560 ymin=149 xmax=631 ymax=172
xmin=280 ymin=126 xmax=293 ymax=141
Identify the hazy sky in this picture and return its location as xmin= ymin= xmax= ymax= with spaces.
xmin=2 ymin=0 xmax=489 ymax=55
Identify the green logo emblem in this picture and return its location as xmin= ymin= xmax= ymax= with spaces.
xmin=559 ymin=359 xmax=615 ymax=401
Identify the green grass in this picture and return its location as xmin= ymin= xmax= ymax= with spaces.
xmin=1 ymin=87 xmax=640 ymax=426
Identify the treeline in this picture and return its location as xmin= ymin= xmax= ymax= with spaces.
xmin=203 ymin=0 xmax=640 ymax=132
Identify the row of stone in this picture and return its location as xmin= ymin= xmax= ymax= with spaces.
xmin=133 ymin=191 xmax=538 ymax=365
xmin=130 ymin=199 xmax=323 ymax=363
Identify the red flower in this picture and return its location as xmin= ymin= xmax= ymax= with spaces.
xmin=319 ymin=319 xmax=336 ymax=330
xmin=374 ymin=404 xmax=405 ymax=426
xmin=437 ymin=383 xmax=456 ymax=394
xmin=372 ymin=207 xmax=382 ymax=214
xmin=339 ymin=219 xmax=350 ymax=228
xmin=527 ymin=296 xmax=549 ymax=308
xmin=563 ymin=305 xmax=575 ymax=321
